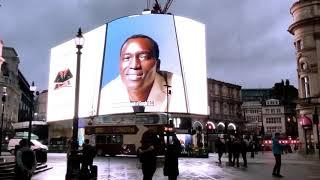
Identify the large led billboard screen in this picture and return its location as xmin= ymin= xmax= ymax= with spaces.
xmin=47 ymin=14 xmax=208 ymax=122
xmin=47 ymin=25 xmax=106 ymax=122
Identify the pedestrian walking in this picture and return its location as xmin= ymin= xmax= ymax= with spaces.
xmin=163 ymin=134 xmax=181 ymax=180
xmin=215 ymin=137 xmax=224 ymax=164
xmin=137 ymin=129 xmax=161 ymax=180
xmin=185 ymin=143 xmax=192 ymax=157
xmin=14 ymin=139 xmax=37 ymax=180
xmin=232 ymin=138 xmax=241 ymax=167
xmin=240 ymin=137 xmax=247 ymax=167
xmin=272 ymin=132 xmax=284 ymax=178
xmin=249 ymin=139 xmax=255 ymax=158
xmin=81 ymin=139 xmax=96 ymax=177
xmin=226 ymin=137 xmax=233 ymax=166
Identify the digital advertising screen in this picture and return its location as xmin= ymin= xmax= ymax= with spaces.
xmin=47 ymin=25 xmax=106 ymax=122
xmin=47 ymin=14 xmax=208 ymax=122
xmin=98 ymin=14 xmax=208 ymax=115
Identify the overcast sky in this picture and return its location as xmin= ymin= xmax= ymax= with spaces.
xmin=0 ymin=0 xmax=298 ymax=91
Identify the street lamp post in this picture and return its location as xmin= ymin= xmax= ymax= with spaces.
xmin=313 ymin=106 xmax=320 ymax=159
xmin=164 ymin=83 xmax=171 ymax=147
xmin=28 ymin=81 xmax=36 ymax=147
xmin=0 ymin=87 xmax=7 ymax=156
xmin=164 ymin=84 xmax=171 ymax=125
xmin=66 ymin=28 xmax=84 ymax=179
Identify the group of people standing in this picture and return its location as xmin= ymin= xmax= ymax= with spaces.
xmin=137 ymin=129 xmax=181 ymax=180
xmin=215 ymin=133 xmax=286 ymax=178
xmin=215 ymin=136 xmax=248 ymax=167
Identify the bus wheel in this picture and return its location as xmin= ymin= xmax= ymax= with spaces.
xmin=97 ymin=149 xmax=105 ymax=157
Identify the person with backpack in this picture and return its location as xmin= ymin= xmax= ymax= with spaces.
xmin=14 ymin=139 xmax=37 ymax=180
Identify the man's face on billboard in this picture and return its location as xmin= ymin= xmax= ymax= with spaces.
xmin=120 ymin=38 xmax=157 ymax=92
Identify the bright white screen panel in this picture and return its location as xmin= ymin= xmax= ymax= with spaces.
xmin=47 ymin=25 xmax=106 ymax=122
xmin=174 ymin=16 xmax=208 ymax=115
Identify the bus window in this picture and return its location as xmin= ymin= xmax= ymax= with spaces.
xmin=108 ymin=135 xmax=123 ymax=144
xmin=99 ymin=135 xmax=123 ymax=144
xmin=96 ymin=135 xmax=106 ymax=144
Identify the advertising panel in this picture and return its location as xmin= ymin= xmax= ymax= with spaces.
xmin=99 ymin=14 xmax=208 ymax=115
xmin=47 ymin=25 xmax=106 ymax=122
xmin=47 ymin=14 xmax=208 ymax=122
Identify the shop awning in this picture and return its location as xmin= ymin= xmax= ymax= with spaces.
xmin=299 ymin=116 xmax=312 ymax=128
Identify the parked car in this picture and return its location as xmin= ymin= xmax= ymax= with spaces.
xmin=7 ymin=138 xmax=48 ymax=163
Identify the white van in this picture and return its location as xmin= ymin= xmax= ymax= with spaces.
xmin=7 ymin=138 xmax=48 ymax=155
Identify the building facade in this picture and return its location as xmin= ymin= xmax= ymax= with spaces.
xmin=241 ymin=89 xmax=272 ymax=135
xmin=207 ymin=78 xmax=242 ymax=132
xmin=262 ymin=99 xmax=286 ymax=136
xmin=34 ymin=90 xmax=48 ymax=122
xmin=242 ymin=101 xmax=262 ymax=134
xmin=288 ymin=0 xmax=320 ymax=153
xmin=0 ymin=44 xmax=21 ymax=139
xmin=0 ymin=41 xmax=42 ymax=142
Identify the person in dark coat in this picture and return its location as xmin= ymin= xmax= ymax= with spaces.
xmin=137 ymin=129 xmax=161 ymax=180
xmin=249 ymin=139 xmax=255 ymax=158
xmin=163 ymin=134 xmax=181 ymax=180
xmin=81 ymin=139 xmax=96 ymax=175
xmin=232 ymin=138 xmax=241 ymax=167
xmin=14 ymin=139 xmax=37 ymax=180
xmin=215 ymin=137 xmax=224 ymax=164
xmin=226 ymin=137 xmax=234 ymax=166
xmin=240 ymin=137 xmax=248 ymax=167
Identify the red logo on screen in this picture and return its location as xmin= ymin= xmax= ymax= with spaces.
xmin=54 ymin=68 xmax=73 ymax=90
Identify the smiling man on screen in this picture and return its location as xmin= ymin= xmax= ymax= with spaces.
xmin=99 ymin=34 xmax=186 ymax=114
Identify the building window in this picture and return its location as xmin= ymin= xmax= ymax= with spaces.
xmin=301 ymin=62 xmax=308 ymax=70
xmin=302 ymin=76 xmax=310 ymax=98
xmin=266 ymin=109 xmax=270 ymax=114
xmin=1 ymin=62 xmax=9 ymax=76
xmin=296 ymin=40 xmax=302 ymax=51
xmin=215 ymin=85 xmax=219 ymax=95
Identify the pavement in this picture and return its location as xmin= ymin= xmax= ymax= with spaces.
xmin=28 ymin=151 xmax=320 ymax=180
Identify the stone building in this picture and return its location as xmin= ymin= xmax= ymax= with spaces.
xmin=288 ymin=0 xmax=320 ymax=153
xmin=0 ymin=42 xmax=21 ymax=136
xmin=241 ymin=89 xmax=272 ymax=134
xmin=207 ymin=78 xmax=243 ymax=133
xmin=34 ymin=90 xmax=48 ymax=122
xmin=241 ymin=82 xmax=298 ymax=138
xmin=262 ymin=99 xmax=286 ymax=136
xmin=0 ymin=41 xmax=40 ymax=141
xmin=242 ymin=101 xmax=262 ymax=134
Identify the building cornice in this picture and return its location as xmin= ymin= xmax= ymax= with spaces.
xmin=288 ymin=17 xmax=320 ymax=35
